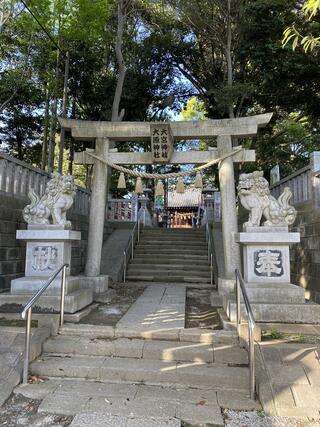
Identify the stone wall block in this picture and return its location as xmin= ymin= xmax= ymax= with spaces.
xmin=7 ymin=247 xmax=23 ymax=260
xmin=311 ymin=250 xmax=320 ymax=264
xmin=0 ymin=234 xmax=18 ymax=247
xmin=0 ymin=221 xmax=17 ymax=234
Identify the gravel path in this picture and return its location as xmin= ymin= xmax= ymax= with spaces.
xmin=224 ymin=409 xmax=320 ymax=427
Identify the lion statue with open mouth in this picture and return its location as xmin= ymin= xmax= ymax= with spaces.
xmin=237 ymin=171 xmax=297 ymax=228
xmin=23 ymin=173 xmax=76 ymax=227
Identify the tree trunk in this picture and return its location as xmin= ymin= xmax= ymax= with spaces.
xmin=68 ymin=96 xmax=76 ymax=175
xmin=41 ymin=82 xmax=50 ymax=171
xmin=58 ymin=51 xmax=70 ymax=174
xmin=111 ymin=0 xmax=128 ymax=122
xmin=106 ymin=0 xmax=130 ymax=194
xmin=17 ymin=131 xmax=23 ymax=161
xmin=0 ymin=0 xmax=15 ymax=36
xmin=47 ymin=48 xmax=60 ymax=174
xmin=226 ymin=0 xmax=234 ymax=120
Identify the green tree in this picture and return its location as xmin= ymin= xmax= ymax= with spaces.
xmin=283 ymin=0 xmax=320 ymax=52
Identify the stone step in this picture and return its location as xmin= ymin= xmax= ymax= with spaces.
xmin=43 ymin=336 xmax=247 ymax=364
xmin=141 ymin=230 xmax=205 ymax=235
xmin=138 ymin=241 xmax=206 ymax=247
xmin=139 ymin=242 xmax=207 ymax=248
xmin=30 ymin=354 xmax=250 ymax=392
xmin=48 ymin=336 xmax=247 ymax=364
xmin=135 ymin=248 xmax=208 ymax=255
xmin=226 ymin=300 xmax=320 ymax=324
xmin=129 ymin=263 xmax=210 ymax=271
xmin=126 ymin=274 xmax=211 ymax=283
xmin=127 ymin=268 xmax=211 ymax=277
xmin=140 ymin=237 xmax=207 ymax=243
xmin=227 ymin=283 xmax=306 ymax=305
xmin=133 ymin=255 xmax=209 ymax=262
xmin=59 ymin=324 xmax=238 ymax=344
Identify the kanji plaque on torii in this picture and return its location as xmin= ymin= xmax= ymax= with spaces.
xmin=150 ymin=123 xmax=173 ymax=163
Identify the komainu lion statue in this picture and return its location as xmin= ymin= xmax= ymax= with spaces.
xmin=237 ymin=171 xmax=297 ymax=227
xmin=23 ymin=173 xmax=76 ymax=226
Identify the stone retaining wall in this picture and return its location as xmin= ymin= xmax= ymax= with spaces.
xmin=270 ymin=152 xmax=320 ymax=303
xmin=290 ymin=201 xmax=320 ymax=302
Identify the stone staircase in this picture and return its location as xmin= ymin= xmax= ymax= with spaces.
xmin=127 ymin=228 xmax=211 ymax=284
xmin=28 ymin=324 xmax=259 ymax=426
xmin=22 ymin=256 xmax=258 ymax=425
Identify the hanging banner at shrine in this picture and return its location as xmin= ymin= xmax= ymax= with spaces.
xmin=154 ymin=195 xmax=164 ymax=209
xmin=150 ymin=123 xmax=174 ymax=163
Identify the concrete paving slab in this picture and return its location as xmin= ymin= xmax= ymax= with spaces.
xmin=14 ymin=380 xmax=61 ymax=400
xmin=57 ymin=380 xmax=138 ymax=399
xmin=38 ymin=392 xmax=89 ymax=415
xmin=259 ymin=345 xmax=282 ymax=364
xmin=176 ymin=402 xmax=224 ymax=426
xmin=268 ymin=363 xmax=310 ymax=386
xmin=0 ymin=369 xmax=21 ymax=407
xmin=116 ymin=285 xmax=185 ymax=338
xmin=272 ymin=384 xmax=296 ymax=408
xmin=84 ymin=396 xmax=177 ymax=418
xmin=135 ymin=384 xmax=218 ymax=405
xmin=71 ymin=412 xmax=126 ymax=427
xmin=0 ymin=332 xmax=18 ymax=347
xmin=278 ymin=345 xmax=320 ymax=367
xmin=0 ymin=350 xmax=21 ymax=367
xmin=217 ymin=390 xmax=261 ymax=410
xmin=292 ymin=384 xmax=320 ymax=408
xmin=276 ymin=406 xmax=320 ymax=420
xmin=303 ymin=365 xmax=320 ymax=386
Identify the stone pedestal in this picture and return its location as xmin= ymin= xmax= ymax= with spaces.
xmin=222 ymin=225 xmax=320 ymax=324
xmin=8 ymin=225 xmax=93 ymax=313
xmin=236 ymin=226 xmax=300 ymax=285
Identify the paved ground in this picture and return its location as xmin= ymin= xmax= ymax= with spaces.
xmin=0 ymin=379 xmax=318 ymax=427
xmin=116 ymin=284 xmax=186 ymax=338
xmin=0 ymin=323 xmax=52 ymax=407
xmin=257 ymin=339 xmax=320 ymax=420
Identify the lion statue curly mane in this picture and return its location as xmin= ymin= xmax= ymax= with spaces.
xmin=23 ymin=173 xmax=76 ymax=227
xmin=237 ymin=171 xmax=297 ymax=228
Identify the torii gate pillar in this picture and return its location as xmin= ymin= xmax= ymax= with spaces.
xmin=217 ymin=135 xmax=241 ymax=294
xmin=85 ymin=138 xmax=109 ymax=277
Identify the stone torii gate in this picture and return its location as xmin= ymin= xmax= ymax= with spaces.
xmin=59 ymin=113 xmax=272 ymax=294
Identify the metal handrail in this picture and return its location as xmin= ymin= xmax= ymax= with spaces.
xmin=123 ymin=209 xmax=145 ymax=282
xmin=205 ymin=215 xmax=214 ymax=287
xmin=21 ymin=263 xmax=68 ymax=384
xmin=235 ymin=268 xmax=256 ymax=400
